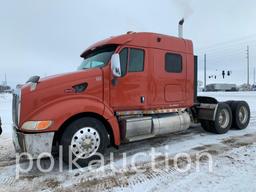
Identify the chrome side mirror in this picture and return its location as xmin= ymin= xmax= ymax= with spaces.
xmin=111 ymin=54 xmax=121 ymax=78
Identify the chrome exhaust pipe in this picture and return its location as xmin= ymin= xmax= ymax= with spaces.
xmin=178 ymin=18 xmax=185 ymax=38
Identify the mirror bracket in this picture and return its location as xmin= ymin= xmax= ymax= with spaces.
xmin=111 ymin=78 xmax=118 ymax=86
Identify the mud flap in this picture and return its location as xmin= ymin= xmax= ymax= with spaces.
xmin=196 ymin=103 xmax=218 ymax=121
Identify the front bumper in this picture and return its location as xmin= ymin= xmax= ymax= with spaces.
xmin=12 ymin=126 xmax=54 ymax=159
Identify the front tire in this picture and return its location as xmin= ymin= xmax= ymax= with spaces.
xmin=60 ymin=117 xmax=109 ymax=168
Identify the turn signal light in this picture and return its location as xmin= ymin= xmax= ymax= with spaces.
xmin=21 ymin=121 xmax=53 ymax=131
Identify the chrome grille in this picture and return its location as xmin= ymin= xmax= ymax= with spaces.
xmin=12 ymin=90 xmax=20 ymax=127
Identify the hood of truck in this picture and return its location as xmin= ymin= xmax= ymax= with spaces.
xmin=23 ymin=70 xmax=101 ymax=94
xmin=19 ymin=69 xmax=103 ymax=126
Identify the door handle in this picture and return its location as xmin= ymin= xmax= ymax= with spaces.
xmin=141 ymin=96 xmax=145 ymax=104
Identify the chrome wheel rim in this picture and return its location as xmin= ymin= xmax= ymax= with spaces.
xmin=71 ymin=127 xmax=100 ymax=159
xmin=218 ymin=109 xmax=230 ymax=129
xmin=239 ymin=106 xmax=248 ymax=124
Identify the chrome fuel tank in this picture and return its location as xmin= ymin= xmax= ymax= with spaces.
xmin=120 ymin=111 xmax=191 ymax=142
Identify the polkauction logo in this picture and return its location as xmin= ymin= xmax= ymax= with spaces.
xmin=15 ymin=146 xmax=213 ymax=179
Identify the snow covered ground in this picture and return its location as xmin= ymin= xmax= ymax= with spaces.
xmin=0 ymin=92 xmax=256 ymax=192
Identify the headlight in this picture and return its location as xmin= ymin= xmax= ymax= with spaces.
xmin=21 ymin=121 xmax=53 ymax=131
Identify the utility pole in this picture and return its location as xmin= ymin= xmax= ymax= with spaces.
xmin=246 ymin=46 xmax=250 ymax=86
xmin=204 ymin=54 xmax=207 ymax=91
xmin=254 ymin=67 xmax=256 ymax=85
xmin=4 ymin=73 xmax=7 ymax=86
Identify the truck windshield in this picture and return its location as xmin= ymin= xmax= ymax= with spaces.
xmin=78 ymin=45 xmax=117 ymax=70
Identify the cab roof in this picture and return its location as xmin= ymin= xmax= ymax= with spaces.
xmin=80 ymin=32 xmax=193 ymax=57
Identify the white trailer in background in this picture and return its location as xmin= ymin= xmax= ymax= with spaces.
xmin=206 ymin=84 xmax=237 ymax=92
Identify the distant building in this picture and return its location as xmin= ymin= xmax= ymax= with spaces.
xmin=252 ymin=84 xmax=256 ymax=91
xmin=0 ymin=85 xmax=12 ymax=93
xmin=239 ymin=84 xmax=251 ymax=91
xmin=205 ymin=83 xmax=237 ymax=92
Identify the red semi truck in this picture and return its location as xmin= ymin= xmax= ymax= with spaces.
xmin=12 ymin=20 xmax=250 ymax=166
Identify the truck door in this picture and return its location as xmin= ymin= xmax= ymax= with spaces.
xmin=150 ymin=50 xmax=186 ymax=108
xmin=110 ymin=47 xmax=148 ymax=111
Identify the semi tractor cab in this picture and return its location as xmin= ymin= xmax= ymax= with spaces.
xmin=12 ymin=22 xmax=250 ymax=166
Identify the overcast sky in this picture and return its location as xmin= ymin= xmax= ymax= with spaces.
xmin=1 ymin=0 xmax=256 ymax=87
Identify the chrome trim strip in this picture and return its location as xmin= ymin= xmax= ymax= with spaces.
xmin=116 ymin=108 xmax=186 ymax=116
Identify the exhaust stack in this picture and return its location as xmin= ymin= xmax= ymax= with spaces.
xmin=178 ymin=18 xmax=185 ymax=38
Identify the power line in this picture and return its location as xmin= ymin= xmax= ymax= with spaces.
xmin=197 ymin=51 xmax=245 ymax=66
xmin=197 ymin=46 xmax=246 ymax=56
xmin=196 ymin=33 xmax=256 ymax=52
xmin=195 ymin=36 xmax=256 ymax=86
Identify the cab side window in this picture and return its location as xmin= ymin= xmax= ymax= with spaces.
xmin=165 ymin=53 xmax=182 ymax=73
xmin=119 ymin=48 xmax=128 ymax=76
xmin=119 ymin=48 xmax=145 ymax=76
xmin=128 ymin=48 xmax=144 ymax=72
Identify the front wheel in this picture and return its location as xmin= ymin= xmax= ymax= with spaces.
xmin=60 ymin=117 xmax=109 ymax=168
